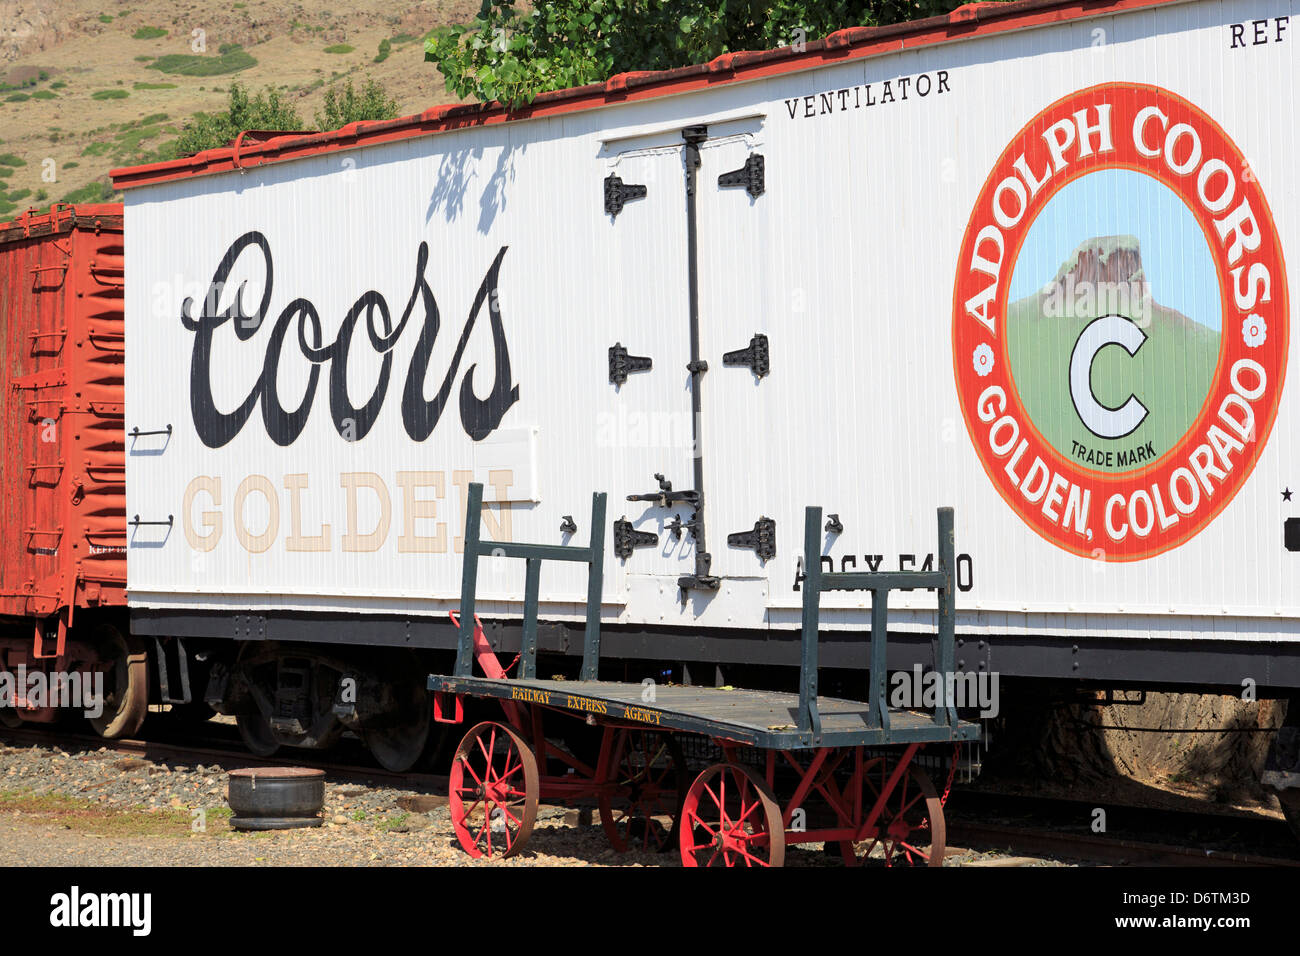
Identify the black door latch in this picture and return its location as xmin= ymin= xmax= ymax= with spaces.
xmin=723 ymin=333 xmax=769 ymax=378
xmin=627 ymin=473 xmax=700 ymax=508
xmin=605 ymin=174 xmax=647 ymax=217
xmin=613 ymin=518 xmax=659 ymax=559
xmin=728 ymin=517 xmax=776 ymax=561
xmin=667 ymin=512 xmax=702 ymax=540
xmin=609 ymin=343 xmax=653 ymax=385
xmin=678 ymin=551 xmax=720 ymax=594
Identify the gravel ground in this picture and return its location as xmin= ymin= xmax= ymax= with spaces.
xmin=0 ymin=738 xmax=1069 ymax=867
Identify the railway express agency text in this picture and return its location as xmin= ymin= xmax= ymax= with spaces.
xmin=508 ymin=686 xmax=663 ymax=724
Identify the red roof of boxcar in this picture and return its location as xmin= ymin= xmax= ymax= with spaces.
xmin=0 ymin=203 xmax=124 ymax=241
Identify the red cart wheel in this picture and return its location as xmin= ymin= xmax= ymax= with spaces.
xmin=449 ymin=721 xmax=539 ymax=859
xmin=680 ymin=762 xmax=785 ymax=867
xmin=598 ymin=729 xmax=686 ymax=853
xmin=854 ymin=758 xmax=946 ymax=867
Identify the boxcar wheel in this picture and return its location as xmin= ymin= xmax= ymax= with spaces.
xmin=87 ymin=626 xmax=148 ymax=739
xmin=448 ymin=721 xmax=538 ymax=859
xmin=680 ymin=762 xmax=785 ymax=867
xmin=362 ymin=675 xmax=432 ymax=773
xmin=236 ymin=710 xmax=281 ymax=757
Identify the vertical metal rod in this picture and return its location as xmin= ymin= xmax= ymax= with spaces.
xmin=935 ymin=506 xmax=957 ymax=727
xmin=580 ymin=492 xmax=608 ymax=680
xmin=868 ymin=588 xmax=890 ymax=731
xmin=798 ymin=505 xmax=823 ymax=737
xmin=453 ymin=482 xmax=484 ymax=677
xmin=520 ymin=558 xmax=541 ymax=679
xmin=682 ymin=126 xmax=711 ymax=584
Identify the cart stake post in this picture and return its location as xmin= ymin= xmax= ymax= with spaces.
xmin=798 ymin=505 xmax=823 ymax=737
xmin=579 ymin=491 xmax=608 ymax=680
xmin=520 ymin=558 xmax=542 ymax=678
xmin=453 ymin=481 xmax=484 ymax=677
xmin=934 ymin=506 xmax=957 ymax=728
xmin=868 ymin=586 xmax=890 ymax=731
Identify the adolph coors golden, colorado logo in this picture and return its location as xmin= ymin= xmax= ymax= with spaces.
xmin=953 ymin=83 xmax=1288 ymax=561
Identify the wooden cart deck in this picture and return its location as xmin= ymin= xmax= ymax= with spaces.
xmin=429 ymin=674 xmax=981 ymax=749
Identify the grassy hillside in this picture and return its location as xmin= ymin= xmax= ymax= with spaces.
xmin=0 ymin=0 xmax=478 ymax=217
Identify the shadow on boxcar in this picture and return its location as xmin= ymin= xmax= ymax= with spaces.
xmin=425 ymin=141 xmax=522 ymax=235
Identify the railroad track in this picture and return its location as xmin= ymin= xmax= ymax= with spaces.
xmin=946 ymin=790 xmax=1300 ymax=867
xmin=0 ymin=724 xmax=450 ymax=791
xmin=947 ymin=820 xmax=1300 ymax=867
xmin=4 ymin=723 xmax=1298 ymax=867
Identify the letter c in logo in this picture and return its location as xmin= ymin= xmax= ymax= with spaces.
xmin=1069 ymin=314 xmax=1148 ymax=439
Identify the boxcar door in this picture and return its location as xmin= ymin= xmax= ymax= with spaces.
xmin=692 ymin=130 xmax=775 ymax=602
xmin=599 ymin=143 xmax=700 ymax=595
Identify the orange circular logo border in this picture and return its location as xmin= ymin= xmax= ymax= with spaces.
xmin=952 ymin=83 xmax=1289 ymax=562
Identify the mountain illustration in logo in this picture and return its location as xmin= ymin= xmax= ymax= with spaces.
xmin=1048 ymin=234 xmax=1146 ymax=293
xmin=1006 ymin=234 xmax=1221 ymax=470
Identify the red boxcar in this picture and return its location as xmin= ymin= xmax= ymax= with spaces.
xmin=0 ymin=203 xmax=140 ymax=734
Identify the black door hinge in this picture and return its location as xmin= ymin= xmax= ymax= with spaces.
xmin=613 ymin=518 xmax=659 ymax=559
xmin=718 ymin=154 xmax=765 ymax=198
xmin=723 ymin=333 xmax=769 ymax=378
xmin=605 ymin=174 xmax=647 ymax=217
xmin=728 ymin=517 xmax=776 ymax=561
xmin=609 ymin=343 xmax=653 ymax=385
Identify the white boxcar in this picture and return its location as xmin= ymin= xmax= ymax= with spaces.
xmin=115 ymin=0 xmax=1300 ymax=685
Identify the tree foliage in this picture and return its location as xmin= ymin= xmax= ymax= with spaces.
xmin=425 ymin=0 xmax=966 ymax=106
xmin=175 ymin=78 xmax=402 ymax=155
xmin=175 ymin=82 xmax=303 ymax=155
xmin=314 ymin=78 xmax=401 ymax=130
